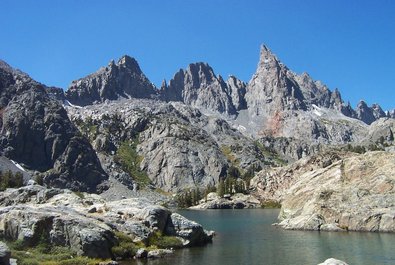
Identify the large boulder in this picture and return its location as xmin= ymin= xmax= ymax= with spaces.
xmin=165 ymin=213 xmax=214 ymax=246
xmin=0 ymin=206 xmax=116 ymax=259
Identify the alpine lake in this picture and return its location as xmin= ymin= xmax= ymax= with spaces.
xmin=122 ymin=209 xmax=395 ymax=265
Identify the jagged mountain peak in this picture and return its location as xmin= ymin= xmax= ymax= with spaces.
xmin=185 ymin=62 xmax=217 ymax=86
xmin=257 ymin=44 xmax=285 ymax=72
xmin=161 ymin=61 xmax=238 ymax=116
xmin=355 ymin=100 xmax=386 ymax=125
xmin=259 ymin=44 xmax=275 ymax=57
xmin=65 ymin=55 xmax=157 ymax=106
xmin=357 ymin=100 xmax=368 ymax=108
xmin=246 ymin=45 xmax=306 ymax=117
xmin=160 ymin=79 xmax=167 ymax=90
xmin=117 ymin=55 xmax=142 ymax=72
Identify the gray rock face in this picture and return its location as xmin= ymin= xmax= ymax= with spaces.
xmin=66 ymin=55 xmax=157 ymax=106
xmin=161 ymin=63 xmax=239 ymax=116
xmin=0 ymin=61 xmax=108 ymax=192
xmin=0 ymin=241 xmax=11 ymax=265
xmin=46 ymin=86 xmax=66 ymax=102
xmin=257 ymin=136 xmax=323 ymax=162
xmin=67 ymin=99 xmax=269 ymax=192
xmin=226 ymin=75 xmax=247 ymax=111
xmin=294 ymin=73 xmax=332 ymax=108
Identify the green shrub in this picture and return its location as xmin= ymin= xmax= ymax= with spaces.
xmin=73 ymin=191 xmax=85 ymax=199
xmin=18 ymin=259 xmax=40 ymax=265
xmin=147 ymin=231 xmax=183 ymax=249
xmin=111 ymin=231 xmax=140 ymax=259
xmin=319 ymin=190 xmax=334 ymax=200
xmin=35 ymin=174 xmax=44 ymax=185
xmin=115 ymin=139 xmax=151 ymax=187
xmin=9 ymin=237 xmax=112 ymax=265
xmin=0 ymin=170 xmax=24 ymax=191
xmin=10 ymin=239 xmax=25 ymax=251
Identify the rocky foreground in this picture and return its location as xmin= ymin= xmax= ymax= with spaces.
xmin=0 ymin=185 xmax=213 ymax=262
xmin=252 ymin=151 xmax=395 ymax=232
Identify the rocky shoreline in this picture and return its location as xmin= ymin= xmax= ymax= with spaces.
xmin=0 ymin=185 xmax=214 ymax=264
xmin=251 ymin=151 xmax=395 ymax=232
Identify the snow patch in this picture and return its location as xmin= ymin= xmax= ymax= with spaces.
xmin=313 ymin=110 xmax=323 ymax=117
xmin=10 ymin=160 xmax=26 ymax=172
xmin=63 ymin=100 xmax=82 ymax=109
xmin=237 ymin=125 xmax=247 ymax=132
xmin=264 ymin=59 xmax=269 ymax=63
xmin=312 ymin=104 xmax=323 ymax=116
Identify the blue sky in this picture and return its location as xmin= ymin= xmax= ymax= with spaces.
xmin=1 ymin=0 xmax=394 ymax=110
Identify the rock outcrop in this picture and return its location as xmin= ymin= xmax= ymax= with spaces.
xmin=0 ymin=60 xmax=108 ymax=192
xmin=250 ymin=151 xmax=347 ymax=202
xmin=66 ymin=56 xmax=157 ymax=106
xmin=275 ymin=151 xmax=395 ymax=232
xmin=0 ymin=185 xmax=214 ymax=258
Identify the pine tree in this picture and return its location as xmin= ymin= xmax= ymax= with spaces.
xmin=217 ymin=179 xmax=225 ymax=197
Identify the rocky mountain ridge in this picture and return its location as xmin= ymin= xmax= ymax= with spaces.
xmin=0 ymin=60 xmax=108 ymax=192
xmin=54 ymin=46 xmax=395 ymax=163
xmin=2 ymin=44 xmax=394 ymax=192
xmin=59 ymin=46 xmax=393 ymax=127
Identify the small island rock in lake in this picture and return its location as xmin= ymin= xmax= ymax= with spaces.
xmin=190 ymin=192 xmax=261 ymax=209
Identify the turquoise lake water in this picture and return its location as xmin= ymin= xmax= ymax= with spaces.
xmin=126 ymin=209 xmax=395 ymax=265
